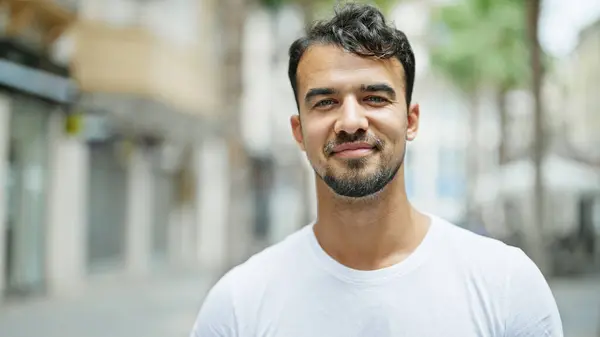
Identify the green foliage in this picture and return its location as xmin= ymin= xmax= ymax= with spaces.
xmin=262 ymin=0 xmax=397 ymax=18
xmin=430 ymin=0 xmax=531 ymax=93
xmin=367 ymin=0 xmax=397 ymax=14
xmin=261 ymin=0 xmax=289 ymax=11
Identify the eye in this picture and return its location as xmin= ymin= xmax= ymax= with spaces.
xmin=364 ymin=96 xmax=389 ymax=104
xmin=314 ymin=99 xmax=337 ymax=108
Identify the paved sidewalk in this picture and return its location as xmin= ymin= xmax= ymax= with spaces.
xmin=551 ymin=275 xmax=600 ymax=337
xmin=0 ymin=269 xmax=216 ymax=337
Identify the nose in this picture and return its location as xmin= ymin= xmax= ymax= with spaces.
xmin=333 ymin=98 xmax=369 ymax=135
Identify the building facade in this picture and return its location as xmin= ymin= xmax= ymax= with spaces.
xmin=0 ymin=0 xmax=227 ymax=304
xmin=0 ymin=0 xmax=79 ymax=300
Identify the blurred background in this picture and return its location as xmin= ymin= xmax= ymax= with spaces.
xmin=0 ymin=0 xmax=598 ymax=336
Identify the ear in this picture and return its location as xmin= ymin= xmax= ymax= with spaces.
xmin=290 ymin=114 xmax=305 ymax=151
xmin=406 ymin=103 xmax=420 ymax=141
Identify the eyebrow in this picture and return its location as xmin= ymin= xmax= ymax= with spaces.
xmin=303 ymin=83 xmax=397 ymax=105
xmin=304 ymin=87 xmax=337 ymax=104
xmin=361 ymin=83 xmax=396 ymax=100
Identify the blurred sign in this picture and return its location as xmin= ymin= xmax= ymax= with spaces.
xmin=0 ymin=59 xmax=77 ymax=104
xmin=65 ymin=113 xmax=82 ymax=136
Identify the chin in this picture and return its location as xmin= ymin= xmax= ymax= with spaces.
xmin=332 ymin=186 xmax=387 ymax=202
xmin=332 ymin=166 xmax=380 ymax=178
xmin=332 ymin=158 xmax=379 ymax=171
xmin=322 ymin=161 xmax=401 ymax=201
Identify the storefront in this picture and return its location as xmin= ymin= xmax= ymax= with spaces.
xmin=4 ymin=97 xmax=53 ymax=296
xmin=84 ymin=115 xmax=180 ymax=272
xmin=0 ymin=38 xmax=76 ymax=297
xmin=150 ymin=142 xmax=184 ymax=266
xmin=86 ymin=137 xmax=128 ymax=273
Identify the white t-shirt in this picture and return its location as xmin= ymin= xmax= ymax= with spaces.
xmin=190 ymin=215 xmax=563 ymax=337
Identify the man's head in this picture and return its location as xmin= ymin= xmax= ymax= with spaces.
xmin=288 ymin=2 xmax=420 ymax=199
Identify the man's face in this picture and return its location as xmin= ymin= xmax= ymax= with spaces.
xmin=290 ymin=44 xmax=420 ymax=198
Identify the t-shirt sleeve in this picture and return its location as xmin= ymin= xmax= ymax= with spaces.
xmin=189 ymin=272 xmax=238 ymax=337
xmin=504 ymin=247 xmax=563 ymax=337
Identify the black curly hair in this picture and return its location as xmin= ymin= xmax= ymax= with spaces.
xmin=288 ymin=2 xmax=416 ymax=109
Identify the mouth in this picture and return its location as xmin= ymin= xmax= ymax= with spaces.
xmin=331 ymin=142 xmax=376 ymax=159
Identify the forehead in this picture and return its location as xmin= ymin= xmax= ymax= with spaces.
xmin=296 ymin=44 xmax=405 ymax=93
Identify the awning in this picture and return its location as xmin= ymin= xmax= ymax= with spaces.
xmin=0 ymin=59 xmax=78 ymax=104
xmin=476 ymin=154 xmax=600 ymax=203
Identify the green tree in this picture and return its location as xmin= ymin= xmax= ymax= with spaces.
xmin=430 ymin=0 xmax=550 ymax=273
xmin=431 ymin=0 xmax=530 ymax=161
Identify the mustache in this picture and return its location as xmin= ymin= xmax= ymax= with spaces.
xmin=324 ymin=131 xmax=384 ymax=156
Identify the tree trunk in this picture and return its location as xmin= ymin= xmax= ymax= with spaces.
xmin=219 ymin=0 xmax=254 ymax=272
xmin=496 ymin=86 xmax=514 ymax=246
xmin=497 ymin=87 xmax=509 ymax=165
xmin=526 ymin=0 xmax=550 ymax=275
xmin=465 ymin=92 xmax=480 ymax=229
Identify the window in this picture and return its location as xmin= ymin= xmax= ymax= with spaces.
xmin=435 ymin=148 xmax=466 ymax=199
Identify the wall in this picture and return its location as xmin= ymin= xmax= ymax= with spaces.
xmin=0 ymin=94 xmax=11 ymax=300
xmin=197 ymin=137 xmax=229 ymax=272
xmin=565 ymin=22 xmax=600 ymax=155
xmin=124 ymin=146 xmax=153 ymax=275
xmin=45 ymin=111 xmax=89 ymax=295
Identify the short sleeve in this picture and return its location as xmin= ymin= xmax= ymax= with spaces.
xmin=504 ymin=248 xmax=563 ymax=337
xmin=190 ymin=272 xmax=238 ymax=337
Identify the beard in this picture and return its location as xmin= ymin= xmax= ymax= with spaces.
xmin=314 ymin=141 xmax=405 ymax=198
xmin=309 ymin=130 xmax=406 ymax=199
xmin=318 ymin=155 xmax=403 ymax=198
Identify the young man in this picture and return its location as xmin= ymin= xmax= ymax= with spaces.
xmin=190 ymin=3 xmax=563 ymax=336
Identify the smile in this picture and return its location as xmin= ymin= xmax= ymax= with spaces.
xmin=334 ymin=148 xmax=374 ymax=158
xmin=331 ymin=142 xmax=376 ymax=159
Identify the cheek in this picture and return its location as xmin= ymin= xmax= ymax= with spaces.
xmin=302 ymin=119 xmax=331 ymax=155
xmin=374 ymin=115 xmax=407 ymax=145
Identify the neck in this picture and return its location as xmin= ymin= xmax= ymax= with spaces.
xmin=313 ymin=169 xmax=430 ymax=271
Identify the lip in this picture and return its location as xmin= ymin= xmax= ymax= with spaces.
xmin=331 ymin=142 xmax=375 ymax=158
xmin=334 ymin=148 xmax=374 ymax=158
xmin=332 ymin=142 xmax=374 ymax=153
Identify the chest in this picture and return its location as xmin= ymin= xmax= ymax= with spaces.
xmin=240 ymin=278 xmax=504 ymax=337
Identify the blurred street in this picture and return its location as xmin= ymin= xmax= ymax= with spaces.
xmin=0 ymin=271 xmax=597 ymax=337
xmin=551 ymin=275 xmax=600 ymax=337
xmin=0 ymin=269 xmax=214 ymax=337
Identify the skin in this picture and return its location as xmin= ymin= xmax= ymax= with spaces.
xmin=290 ymin=44 xmax=431 ymax=271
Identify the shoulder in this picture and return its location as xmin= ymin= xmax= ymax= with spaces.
xmin=432 ymin=215 xmax=520 ymax=268
xmin=433 ymin=215 xmax=552 ymax=286
xmin=502 ymin=247 xmax=563 ymax=335
xmin=231 ymin=225 xmax=312 ymax=283
xmin=207 ymin=225 xmax=312 ymax=303
xmin=190 ymin=226 xmax=313 ymax=336
xmin=430 ymin=215 xmax=562 ymax=335
xmin=433 ymin=216 xmax=553 ymax=286
xmin=429 ymin=215 xmax=529 ymax=297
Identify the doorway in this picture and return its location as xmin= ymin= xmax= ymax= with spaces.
xmin=87 ymin=141 xmax=128 ymax=272
xmin=152 ymin=168 xmax=175 ymax=264
xmin=3 ymin=98 xmax=50 ymax=297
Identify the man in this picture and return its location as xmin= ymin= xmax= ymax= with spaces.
xmin=191 ymin=3 xmax=563 ymax=336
